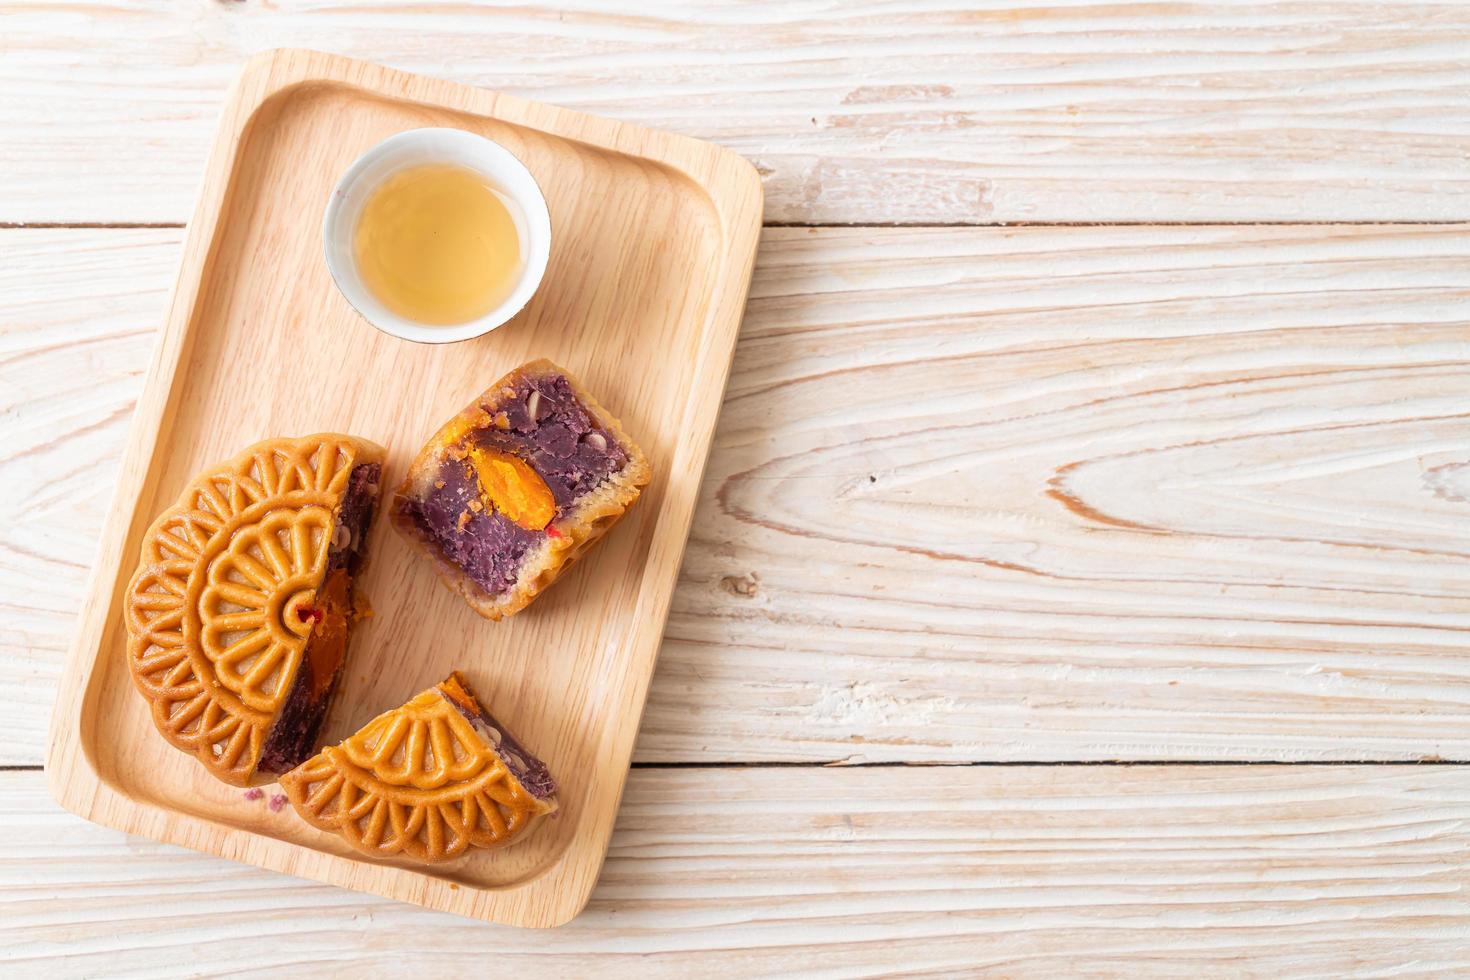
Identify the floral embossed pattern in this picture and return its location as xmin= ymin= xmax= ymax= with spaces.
xmin=124 ymin=434 xmax=384 ymax=786
xmin=280 ymin=679 xmax=557 ymax=863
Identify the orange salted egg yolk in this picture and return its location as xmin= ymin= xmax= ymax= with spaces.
xmin=466 ymin=447 xmax=557 ymax=531
xmin=297 ymin=568 xmax=350 ymax=698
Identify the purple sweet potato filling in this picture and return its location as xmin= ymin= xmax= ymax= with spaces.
xmin=444 ymin=693 xmax=557 ymax=799
xmin=258 ymin=462 xmax=380 ymax=776
xmin=475 ymin=375 xmax=629 ymax=510
xmin=402 ymin=458 xmax=539 ymax=595
xmin=330 ymin=462 xmax=380 ymax=577
xmin=400 ymin=374 xmax=630 ymax=597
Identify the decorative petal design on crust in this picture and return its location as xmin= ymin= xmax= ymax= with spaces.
xmin=198 ymin=506 xmax=332 ymax=712
xmin=123 ymin=434 xmax=381 ymax=786
xmin=280 ymin=687 xmax=556 ymax=863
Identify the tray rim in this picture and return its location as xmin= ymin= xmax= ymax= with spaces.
xmin=44 ymin=47 xmax=763 ymax=928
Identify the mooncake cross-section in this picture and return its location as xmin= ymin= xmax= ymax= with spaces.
xmin=279 ymin=671 xmax=557 ymax=863
xmin=390 ymin=358 xmax=651 ymax=620
xmin=123 ymin=434 xmax=385 ymax=786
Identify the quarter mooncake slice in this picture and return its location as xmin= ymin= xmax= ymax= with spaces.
xmin=391 ymin=358 xmax=651 ymax=620
xmin=123 ymin=434 xmax=384 ymax=786
xmin=280 ymin=671 xmax=557 ymax=862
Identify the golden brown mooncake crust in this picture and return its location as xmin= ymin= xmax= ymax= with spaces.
xmin=122 ymin=434 xmax=385 ymax=787
xmin=279 ymin=673 xmax=557 ymax=863
xmin=390 ymin=358 xmax=652 ymax=621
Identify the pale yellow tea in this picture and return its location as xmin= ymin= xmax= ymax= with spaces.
xmin=353 ymin=163 xmax=524 ymax=326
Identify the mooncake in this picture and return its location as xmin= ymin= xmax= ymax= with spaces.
xmin=123 ymin=434 xmax=384 ymax=786
xmin=280 ymin=671 xmax=557 ymax=862
xmin=390 ymin=359 xmax=651 ymax=620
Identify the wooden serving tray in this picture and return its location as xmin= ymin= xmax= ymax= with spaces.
xmin=46 ymin=49 xmax=762 ymax=928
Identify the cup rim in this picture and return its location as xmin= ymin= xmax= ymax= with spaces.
xmin=322 ymin=128 xmax=552 ymax=345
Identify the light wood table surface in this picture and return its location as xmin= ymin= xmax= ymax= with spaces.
xmin=4 ymin=3 xmax=1470 ymax=976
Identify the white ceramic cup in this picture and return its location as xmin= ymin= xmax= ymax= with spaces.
xmin=322 ymin=128 xmax=552 ymax=345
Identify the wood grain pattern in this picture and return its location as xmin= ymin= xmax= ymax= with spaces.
xmin=10 ymin=765 xmax=1470 ymax=976
xmin=0 ymin=229 xmax=164 ymax=762
xmin=9 ymin=8 xmax=1468 ymax=965
xmin=3 ymin=1 xmax=1470 ymax=224
xmin=675 ymin=221 xmax=1470 ymax=765
xmin=43 ymin=50 xmax=762 ymax=928
xmin=8 ymin=223 xmax=1470 ymax=768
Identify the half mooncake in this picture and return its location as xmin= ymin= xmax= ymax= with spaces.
xmin=123 ymin=434 xmax=384 ymax=786
xmin=391 ymin=359 xmax=651 ymax=620
xmin=280 ymin=671 xmax=557 ymax=862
